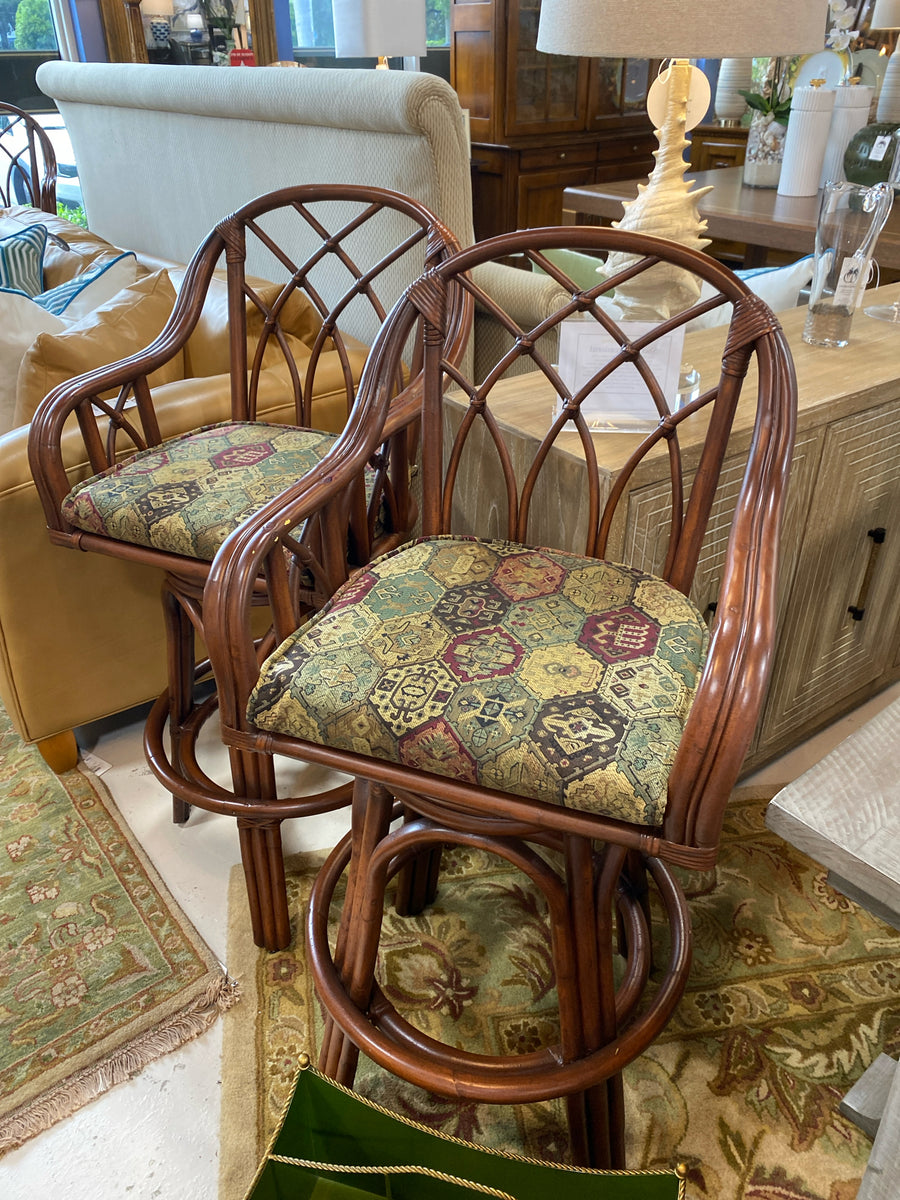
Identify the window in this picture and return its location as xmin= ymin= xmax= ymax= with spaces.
xmin=290 ymin=0 xmax=450 ymax=54
xmin=1 ymin=0 xmax=59 ymax=51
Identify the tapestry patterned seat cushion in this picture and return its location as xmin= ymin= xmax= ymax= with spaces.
xmin=62 ymin=421 xmax=341 ymax=562
xmin=247 ymin=535 xmax=710 ymax=826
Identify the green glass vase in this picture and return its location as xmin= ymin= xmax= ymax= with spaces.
xmin=843 ymin=122 xmax=900 ymax=186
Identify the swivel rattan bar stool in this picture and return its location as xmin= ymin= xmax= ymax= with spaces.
xmin=28 ymin=184 xmax=469 ymax=950
xmin=198 ymin=225 xmax=797 ymax=1164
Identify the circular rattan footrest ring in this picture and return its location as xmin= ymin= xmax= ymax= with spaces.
xmin=306 ymin=822 xmax=693 ymax=1106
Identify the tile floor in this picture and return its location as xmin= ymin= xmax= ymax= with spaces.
xmin=5 ymin=682 xmax=900 ymax=1199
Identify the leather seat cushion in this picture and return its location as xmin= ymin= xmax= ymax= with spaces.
xmin=62 ymin=420 xmax=337 ymax=561
xmin=247 ymin=535 xmax=709 ymax=826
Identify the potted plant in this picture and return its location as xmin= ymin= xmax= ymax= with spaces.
xmin=741 ymin=1 xmax=860 ymax=188
xmin=740 ymin=60 xmax=793 ymax=188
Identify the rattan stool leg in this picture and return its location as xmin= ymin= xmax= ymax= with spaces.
xmin=237 ymin=815 xmax=291 ymax=951
xmin=318 ymin=782 xmax=395 ymax=1082
xmin=161 ymin=580 xmax=198 ymax=826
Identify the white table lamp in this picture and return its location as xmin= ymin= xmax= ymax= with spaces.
xmin=331 ymin=0 xmax=426 ymax=68
xmin=536 ymin=0 xmax=829 ymax=317
xmin=872 ymin=0 xmax=900 ymax=122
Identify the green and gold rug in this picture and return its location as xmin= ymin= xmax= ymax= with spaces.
xmin=0 ymin=708 xmax=238 ymax=1153
xmin=220 ymin=788 xmax=900 ymax=1200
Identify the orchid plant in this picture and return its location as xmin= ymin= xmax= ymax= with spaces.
xmin=740 ymin=0 xmax=861 ymax=125
xmin=826 ymin=0 xmax=859 ymax=53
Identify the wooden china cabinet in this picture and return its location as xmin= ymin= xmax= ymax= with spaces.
xmin=450 ymin=0 xmax=659 ymax=239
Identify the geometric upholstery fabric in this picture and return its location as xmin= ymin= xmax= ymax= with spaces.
xmin=247 ymin=535 xmax=709 ymax=826
xmin=62 ymin=421 xmax=338 ymax=562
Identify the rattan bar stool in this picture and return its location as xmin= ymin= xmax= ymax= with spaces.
xmin=201 ymin=224 xmax=797 ymax=1160
xmin=29 ymin=184 xmax=469 ymax=950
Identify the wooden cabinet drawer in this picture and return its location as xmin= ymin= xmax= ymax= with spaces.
xmin=596 ymin=133 xmax=656 ymax=164
xmin=518 ymin=144 xmax=597 ymax=172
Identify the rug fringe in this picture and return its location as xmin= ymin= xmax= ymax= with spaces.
xmin=0 ymin=974 xmax=240 ymax=1155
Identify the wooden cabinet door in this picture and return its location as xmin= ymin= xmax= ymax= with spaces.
xmin=450 ymin=0 xmax=502 ymax=145
xmin=759 ymin=400 xmax=900 ymax=758
xmin=504 ymin=0 xmax=589 ymax=137
xmin=516 ymin=155 xmax=596 ymax=229
xmin=618 ymin=427 xmax=815 ymax=766
xmin=620 ymin=439 xmax=810 ymax=626
xmin=585 ymin=58 xmax=660 ymax=133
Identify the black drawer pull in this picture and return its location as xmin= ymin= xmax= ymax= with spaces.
xmin=848 ymin=527 xmax=886 ymax=621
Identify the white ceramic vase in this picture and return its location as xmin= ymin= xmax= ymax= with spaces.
xmin=714 ymin=58 xmax=753 ymax=124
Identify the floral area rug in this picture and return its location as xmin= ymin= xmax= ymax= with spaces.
xmin=219 ymin=788 xmax=900 ymax=1200
xmin=0 ymin=707 xmax=238 ymax=1153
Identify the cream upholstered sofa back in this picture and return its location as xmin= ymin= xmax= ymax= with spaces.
xmin=36 ymin=62 xmax=475 ymax=349
xmin=37 ymin=62 xmax=474 ymax=251
xmin=36 ymin=60 xmax=572 ymax=380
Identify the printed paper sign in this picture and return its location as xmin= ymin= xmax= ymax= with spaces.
xmin=832 ymin=254 xmax=868 ymax=307
xmin=556 ymin=318 xmax=686 ymax=431
xmin=869 ymin=134 xmax=893 ymax=162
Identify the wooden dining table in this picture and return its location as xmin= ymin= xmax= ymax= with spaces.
xmin=563 ymin=165 xmax=900 ymax=271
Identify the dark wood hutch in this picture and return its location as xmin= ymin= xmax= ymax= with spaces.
xmin=450 ymin=0 xmax=660 ymax=239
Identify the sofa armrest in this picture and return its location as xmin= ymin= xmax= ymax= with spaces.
xmin=471 ymin=261 xmax=570 ymax=381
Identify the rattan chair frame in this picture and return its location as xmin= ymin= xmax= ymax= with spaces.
xmin=0 ymin=101 xmax=57 ymax=213
xmin=28 ymin=184 xmax=470 ymax=951
xmin=198 ymin=224 xmax=796 ymax=1165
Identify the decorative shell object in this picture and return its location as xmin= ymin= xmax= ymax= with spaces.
xmin=604 ymin=61 xmax=712 ymax=322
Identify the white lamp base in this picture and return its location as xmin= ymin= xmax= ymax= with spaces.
xmin=605 ymin=60 xmax=712 ymax=320
xmin=714 ymin=58 xmax=752 ymax=124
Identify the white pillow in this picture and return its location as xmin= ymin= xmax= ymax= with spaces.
xmin=688 ymin=257 xmax=815 ymax=331
xmin=0 ymin=291 xmax=66 ymax=435
xmin=33 ymin=253 xmax=140 ymax=320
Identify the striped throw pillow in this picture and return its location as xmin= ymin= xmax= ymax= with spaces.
xmin=0 ymin=224 xmax=48 ymax=296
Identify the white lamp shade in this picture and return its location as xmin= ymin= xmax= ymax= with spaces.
xmin=536 ymin=0 xmax=829 ymax=59
xmin=871 ymin=0 xmax=900 ymax=30
xmin=332 ymin=0 xmax=426 ymax=59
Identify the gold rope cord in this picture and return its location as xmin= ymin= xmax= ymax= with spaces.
xmin=267 ymin=1156 xmax=517 ymax=1199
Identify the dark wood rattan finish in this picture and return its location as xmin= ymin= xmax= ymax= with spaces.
xmin=200 ymin=227 xmax=797 ymax=1166
xmin=28 ymin=184 xmax=470 ymax=952
xmin=0 ymin=101 xmax=57 ymax=213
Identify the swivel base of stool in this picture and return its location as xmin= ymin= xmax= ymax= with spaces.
xmin=306 ymin=802 xmax=693 ymax=1169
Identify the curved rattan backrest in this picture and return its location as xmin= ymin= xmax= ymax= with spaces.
xmin=30 ymin=184 xmax=468 ymax=545
xmin=0 ymin=102 xmax=57 ymax=213
xmin=367 ymin=226 xmax=795 ymax=593
xmin=350 ymin=226 xmax=798 ymax=851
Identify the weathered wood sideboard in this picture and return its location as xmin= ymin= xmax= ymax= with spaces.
xmin=445 ymin=284 xmax=900 ymax=774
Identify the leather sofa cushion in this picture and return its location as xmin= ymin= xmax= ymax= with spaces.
xmin=0 ymin=292 xmax=66 ymax=436
xmin=179 ymin=273 xmax=325 ymax=379
xmin=15 ymin=269 xmax=184 ymax=426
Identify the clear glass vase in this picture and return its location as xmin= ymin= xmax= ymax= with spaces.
xmin=803 ymin=180 xmax=894 ymax=347
xmin=742 ymin=111 xmax=787 ymax=189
